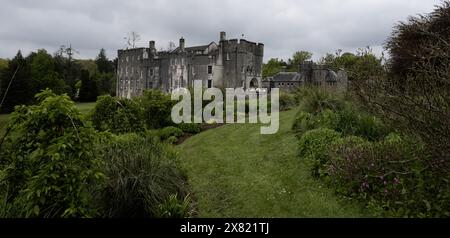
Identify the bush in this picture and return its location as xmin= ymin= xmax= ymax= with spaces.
xmin=333 ymin=105 xmax=389 ymax=141
xmin=158 ymin=126 xmax=184 ymax=141
xmin=91 ymin=95 xmax=145 ymax=134
xmin=298 ymin=128 xmax=341 ymax=177
xmin=295 ymin=87 xmax=345 ymax=115
xmin=279 ymin=92 xmax=297 ymax=111
xmin=0 ymin=90 xmax=103 ymax=218
xmin=96 ymin=133 xmax=190 ymax=218
xmin=292 ymin=109 xmax=339 ymax=136
xmin=292 ymin=104 xmax=389 ymax=141
xmin=177 ymin=123 xmax=201 ymax=134
xmin=138 ymin=89 xmax=174 ymax=129
xmin=327 ymin=133 xmax=450 ymax=217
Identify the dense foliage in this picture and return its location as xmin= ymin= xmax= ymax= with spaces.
xmin=96 ymin=133 xmax=190 ymax=218
xmin=138 ymin=89 xmax=174 ymax=129
xmin=0 ymin=90 xmax=193 ymax=218
xmin=90 ymin=95 xmax=145 ymax=134
xmin=0 ymin=48 xmax=116 ymax=113
xmin=0 ymin=90 xmax=103 ymax=217
xmin=293 ymin=88 xmax=450 ymax=217
xmin=354 ymin=2 xmax=450 ymax=160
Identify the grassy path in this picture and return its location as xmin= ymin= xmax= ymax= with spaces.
xmin=179 ymin=109 xmax=366 ymax=217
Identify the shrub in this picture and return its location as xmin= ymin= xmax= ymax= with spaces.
xmin=296 ymin=87 xmax=344 ymax=114
xmin=327 ymin=133 xmax=450 ymax=217
xmin=279 ymin=92 xmax=297 ymax=111
xmin=298 ymin=128 xmax=341 ymax=177
xmin=293 ymin=104 xmax=389 ymax=141
xmin=96 ymin=133 xmax=190 ymax=218
xmin=91 ymin=95 xmax=145 ymax=134
xmin=333 ymin=105 xmax=389 ymax=141
xmin=138 ymin=89 xmax=174 ymax=129
xmin=177 ymin=123 xmax=201 ymax=134
xmin=0 ymin=90 xmax=103 ymax=218
xmin=158 ymin=126 xmax=184 ymax=141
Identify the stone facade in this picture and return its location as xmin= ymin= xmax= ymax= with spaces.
xmin=116 ymin=32 xmax=264 ymax=98
xmin=264 ymin=61 xmax=348 ymax=91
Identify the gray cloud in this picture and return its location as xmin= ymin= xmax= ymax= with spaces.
xmin=0 ymin=0 xmax=441 ymax=62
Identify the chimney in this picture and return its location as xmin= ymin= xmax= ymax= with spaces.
xmin=149 ymin=40 xmax=155 ymax=49
xmin=179 ymin=37 xmax=185 ymax=51
xmin=220 ymin=31 xmax=226 ymax=41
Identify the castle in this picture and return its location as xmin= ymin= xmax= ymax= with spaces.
xmin=116 ymin=32 xmax=264 ymax=98
xmin=262 ymin=61 xmax=348 ymax=91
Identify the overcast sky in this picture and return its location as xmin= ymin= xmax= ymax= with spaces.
xmin=0 ymin=0 xmax=442 ymax=62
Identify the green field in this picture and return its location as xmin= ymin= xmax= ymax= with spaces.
xmin=0 ymin=102 xmax=96 ymax=133
xmin=179 ymin=109 xmax=367 ymax=217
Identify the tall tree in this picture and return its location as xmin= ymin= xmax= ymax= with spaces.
xmin=78 ymin=69 xmax=98 ymax=102
xmin=288 ymin=51 xmax=313 ymax=71
xmin=262 ymin=58 xmax=287 ymax=78
xmin=0 ymin=51 xmax=33 ymax=113
xmin=30 ymin=49 xmax=68 ymax=95
xmin=95 ymin=48 xmax=114 ymax=74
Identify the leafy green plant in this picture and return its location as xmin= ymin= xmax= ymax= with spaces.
xmin=279 ymin=92 xmax=297 ymax=111
xmin=90 ymin=95 xmax=145 ymax=134
xmin=155 ymin=194 xmax=192 ymax=218
xmin=138 ymin=89 xmax=174 ymax=129
xmin=0 ymin=89 xmax=103 ymax=218
xmin=295 ymin=87 xmax=344 ymax=115
xmin=327 ymin=133 xmax=450 ymax=217
xmin=177 ymin=123 xmax=201 ymax=134
xmin=158 ymin=126 xmax=184 ymax=141
xmin=298 ymin=128 xmax=341 ymax=177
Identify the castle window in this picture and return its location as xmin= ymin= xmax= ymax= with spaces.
xmin=226 ymin=53 xmax=230 ymax=61
xmin=207 ymin=80 xmax=212 ymax=88
xmin=208 ymin=65 xmax=212 ymax=74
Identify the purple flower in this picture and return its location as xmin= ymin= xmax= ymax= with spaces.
xmin=393 ymin=177 xmax=399 ymax=185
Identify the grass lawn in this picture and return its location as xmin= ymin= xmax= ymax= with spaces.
xmin=178 ymin=109 xmax=367 ymax=217
xmin=0 ymin=102 xmax=96 ymax=133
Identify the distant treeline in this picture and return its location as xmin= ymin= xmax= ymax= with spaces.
xmin=0 ymin=47 xmax=116 ymax=113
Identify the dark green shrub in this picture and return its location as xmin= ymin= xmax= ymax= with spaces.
xmin=177 ymin=123 xmax=201 ymax=134
xmin=96 ymin=133 xmax=190 ymax=218
xmin=158 ymin=126 xmax=183 ymax=141
xmin=293 ymin=104 xmax=389 ymax=141
xmin=327 ymin=133 xmax=450 ymax=217
xmin=296 ymin=87 xmax=345 ymax=114
xmin=333 ymin=105 xmax=389 ymax=141
xmin=138 ymin=89 xmax=174 ymax=129
xmin=292 ymin=109 xmax=339 ymax=136
xmin=279 ymin=92 xmax=297 ymax=111
xmin=298 ymin=128 xmax=341 ymax=177
xmin=91 ymin=95 xmax=145 ymax=134
xmin=0 ymin=90 xmax=103 ymax=218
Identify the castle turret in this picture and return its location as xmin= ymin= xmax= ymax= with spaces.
xmin=220 ymin=31 xmax=226 ymax=41
xmin=179 ymin=37 xmax=185 ymax=51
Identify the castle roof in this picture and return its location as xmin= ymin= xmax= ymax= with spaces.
xmin=271 ymin=72 xmax=302 ymax=82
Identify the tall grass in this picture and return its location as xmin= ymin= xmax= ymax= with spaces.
xmin=96 ymin=133 xmax=190 ymax=217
